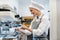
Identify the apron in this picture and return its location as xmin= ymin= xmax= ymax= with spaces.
xmin=31 ymin=14 xmax=48 ymax=40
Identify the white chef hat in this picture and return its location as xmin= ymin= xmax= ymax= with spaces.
xmin=29 ymin=1 xmax=48 ymax=13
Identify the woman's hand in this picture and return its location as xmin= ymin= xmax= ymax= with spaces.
xmin=21 ymin=25 xmax=32 ymax=32
xmin=15 ymin=27 xmax=25 ymax=34
xmin=21 ymin=25 xmax=28 ymax=29
xmin=15 ymin=27 xmax=21 ymax=31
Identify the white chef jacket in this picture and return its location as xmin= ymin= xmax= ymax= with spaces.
xmin=21 ymin=13 xmax=50 ymax=36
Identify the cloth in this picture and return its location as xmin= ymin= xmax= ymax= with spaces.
xmin=19 ymin=1 xmax=50 ymax=40
xmin=21 ymin=13 xmax=49 ymax=40
xmin=33 ymin=37 xmax=48 ymax=40
xmin=22 ymin=13 xmax=50 ymax=36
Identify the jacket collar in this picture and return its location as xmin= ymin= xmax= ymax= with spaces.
xmin=37 ymin=13 xmax=44 ymax=19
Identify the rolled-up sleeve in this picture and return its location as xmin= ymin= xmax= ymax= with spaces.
xmin=32 ymin=16 xmax=49 ymax=36
xmin=23 ymin=30 xmax=31 ymax=35
xmin=20 ymin=19 xmax=35 ymax=35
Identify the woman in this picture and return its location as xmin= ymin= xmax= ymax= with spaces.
xmin=16 ymin=1 xmax=50 ymax=40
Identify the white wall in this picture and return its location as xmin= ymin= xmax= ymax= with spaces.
xmin=33 ymin=0 xmax=49 ymax=9
xmin=50 ymin=0 xmax=57 ymax=40
xmin=57 ymin=0 xmax=60 ymax=40
xmin=18 ymin=0 xmax=32 ymax=16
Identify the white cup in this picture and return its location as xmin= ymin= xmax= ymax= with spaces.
xmin=9 ymin=28 xmax=15 ymax=35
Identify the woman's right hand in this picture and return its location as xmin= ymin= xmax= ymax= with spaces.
xmin=15 ymin=27 xmax=21 ymax=31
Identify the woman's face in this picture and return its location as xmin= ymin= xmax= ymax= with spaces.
xmin=29 ymin=7 xmax=41 ymax=16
